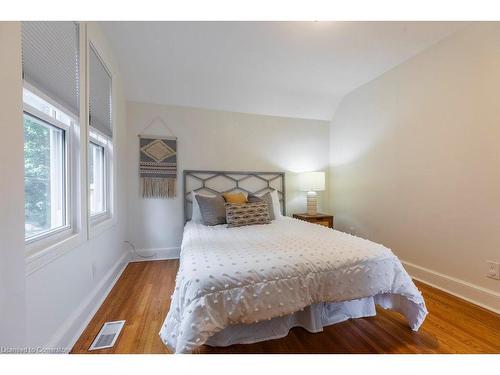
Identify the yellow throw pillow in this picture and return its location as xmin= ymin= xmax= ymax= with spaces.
xmin=222 ymin=192 xmax=248 ymax=204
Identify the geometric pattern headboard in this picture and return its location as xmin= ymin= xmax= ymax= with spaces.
xmin=183 ymin=170 xmax=286 ymax=223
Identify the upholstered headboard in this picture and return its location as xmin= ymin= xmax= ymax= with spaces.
xmin=183 ymin=170 xmax=286 ymax=223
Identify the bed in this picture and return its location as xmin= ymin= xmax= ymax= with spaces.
xmin=159 ymin=170 xmax=427 ymax=353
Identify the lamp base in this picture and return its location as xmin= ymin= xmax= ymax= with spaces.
xmin=306 ymin=191 xmax=318 ymax=215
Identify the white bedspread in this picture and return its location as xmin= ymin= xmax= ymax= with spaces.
xmin=160 ymin=218 xmax=427 ymax=353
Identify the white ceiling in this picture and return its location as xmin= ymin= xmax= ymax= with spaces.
xmin=99 ymin=21 xmax=465 ymax=121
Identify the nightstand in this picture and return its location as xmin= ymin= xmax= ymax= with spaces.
xmin=293 ymin=213 xmax=334 ymax=228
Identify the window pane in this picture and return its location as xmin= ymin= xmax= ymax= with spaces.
xmin=24 ymin=113 xmax=66 ymax=239
xmin=89 ymin=142 xmax=105 ymax=215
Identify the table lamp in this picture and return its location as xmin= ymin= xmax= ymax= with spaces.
xmin=298 ymin=171 xmax=325 ymax=215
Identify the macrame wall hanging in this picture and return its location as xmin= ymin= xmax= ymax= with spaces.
xmin=138 ymin=117 xmax=177 ymax=198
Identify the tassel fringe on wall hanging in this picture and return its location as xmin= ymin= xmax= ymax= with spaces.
xmin=139 ymin=135 xmax=177 ymax=198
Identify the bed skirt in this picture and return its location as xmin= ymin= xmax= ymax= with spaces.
xmin=206 ymin=297 xmax=377 ymax=347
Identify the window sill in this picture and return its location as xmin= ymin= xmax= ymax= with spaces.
xmin=25 ymin=214 xmax=118 ymax=276
xmin=26 ymin=231 xmax=84 ymax=276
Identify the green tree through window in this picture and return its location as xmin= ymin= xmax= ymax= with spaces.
xmin=24 ymin=114 xmax=58 ymax=238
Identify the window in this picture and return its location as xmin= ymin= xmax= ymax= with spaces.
xmin=24 ymin=111 xmax=67 ymax=240
xmin=23 ymin=88 xmax=75 ymax=242
xmin=88 ymin=45 xmax=113 ymax=222
xmin=88 ymin=132 xmax=108 ymax=216
xmin=22 ymin=21 xmax=79 ymax=245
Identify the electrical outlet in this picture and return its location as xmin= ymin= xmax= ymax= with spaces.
xmin=91 ymin=261 xmax=97 ymax=280
xmin=486 ymin=261 xmax=500 ymax=280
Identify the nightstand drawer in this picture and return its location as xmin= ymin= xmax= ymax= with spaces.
xmin=315 ymin=220 xmax=331 ymax=227
xmin=293 ymin=213 xmax=334 ymax=228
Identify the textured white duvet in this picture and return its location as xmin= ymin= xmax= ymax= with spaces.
xmin=160 ymin=218 xmax=427 ymax=353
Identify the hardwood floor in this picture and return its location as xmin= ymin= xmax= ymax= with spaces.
xmin=71 ymin=260 xmax=500 ymax=354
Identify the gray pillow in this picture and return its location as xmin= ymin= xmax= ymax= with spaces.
xmin=195 ymin=194 xmax=226 ymax=225
xmin=248 ymin=192 xmax=275 ymax=220
xmin=247 ymin=195 xmax=262 ymax=203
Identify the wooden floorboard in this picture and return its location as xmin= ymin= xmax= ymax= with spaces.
xmin=71 ymin=260 xmax=500 ymax=354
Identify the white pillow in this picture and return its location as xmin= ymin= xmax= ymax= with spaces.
xmin=270 ymin=189 xmax=283 ymax=219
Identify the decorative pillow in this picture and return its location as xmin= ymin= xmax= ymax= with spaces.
xmin=225 ymin=202 xmax=271 ymax=228
xmin=190 ymin=191 xmax=211 ymax=223
xmin=195 ymin=194 xmax=227 ymax=226
xmin=248 ymin=192 xmax=275 ymax=220
xmin=247 ymin=195 xmax=262 ymax=203
xmin=222 ymin=192 xmax=248 ymax=204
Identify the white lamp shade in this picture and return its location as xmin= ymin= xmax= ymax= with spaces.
xmin=298 ymin=171 xmax=325 ymax=192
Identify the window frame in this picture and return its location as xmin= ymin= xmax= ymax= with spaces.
xmin=87 ymin=41 xmax=115 ymax=233
xmin=88 ymin=127 xmax=111 ymax=224
xmin=23 ymin=82 xmax=82 ymax=255
xmin=24 ymin=22 xmax=87 ymax=275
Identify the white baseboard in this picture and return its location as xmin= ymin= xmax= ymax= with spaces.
xmin=129 ymin=247 xmax=180 ymax=262
xmin=402 ymin=260 xmax=500 ymax=314
xmin=45 ymin=247 xmax=178 ymax=352
xmin=47 ymin=251 xmax=131 ymax=352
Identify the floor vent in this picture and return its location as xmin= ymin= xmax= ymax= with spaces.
xmin=89 ymin=320 xmax=126 ymax=351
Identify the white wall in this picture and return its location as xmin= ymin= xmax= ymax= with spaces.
xmin=126 ymin=101 xmax=330 ymax=255
xmin=0 ymin=22 xmax=26 ymax=347
xmin=0 ymin=22 xmax=129 ymax=350
xmin=329 ymin=23 xmax=500 ymax=312
xmin=6 ymin=20 xmax=498 ymax=350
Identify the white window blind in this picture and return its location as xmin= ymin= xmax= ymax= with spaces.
xmin=89 ymin=47 xmax=112 ymax=138
xmin=22 ymin=21 xmax=80 ymax=117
